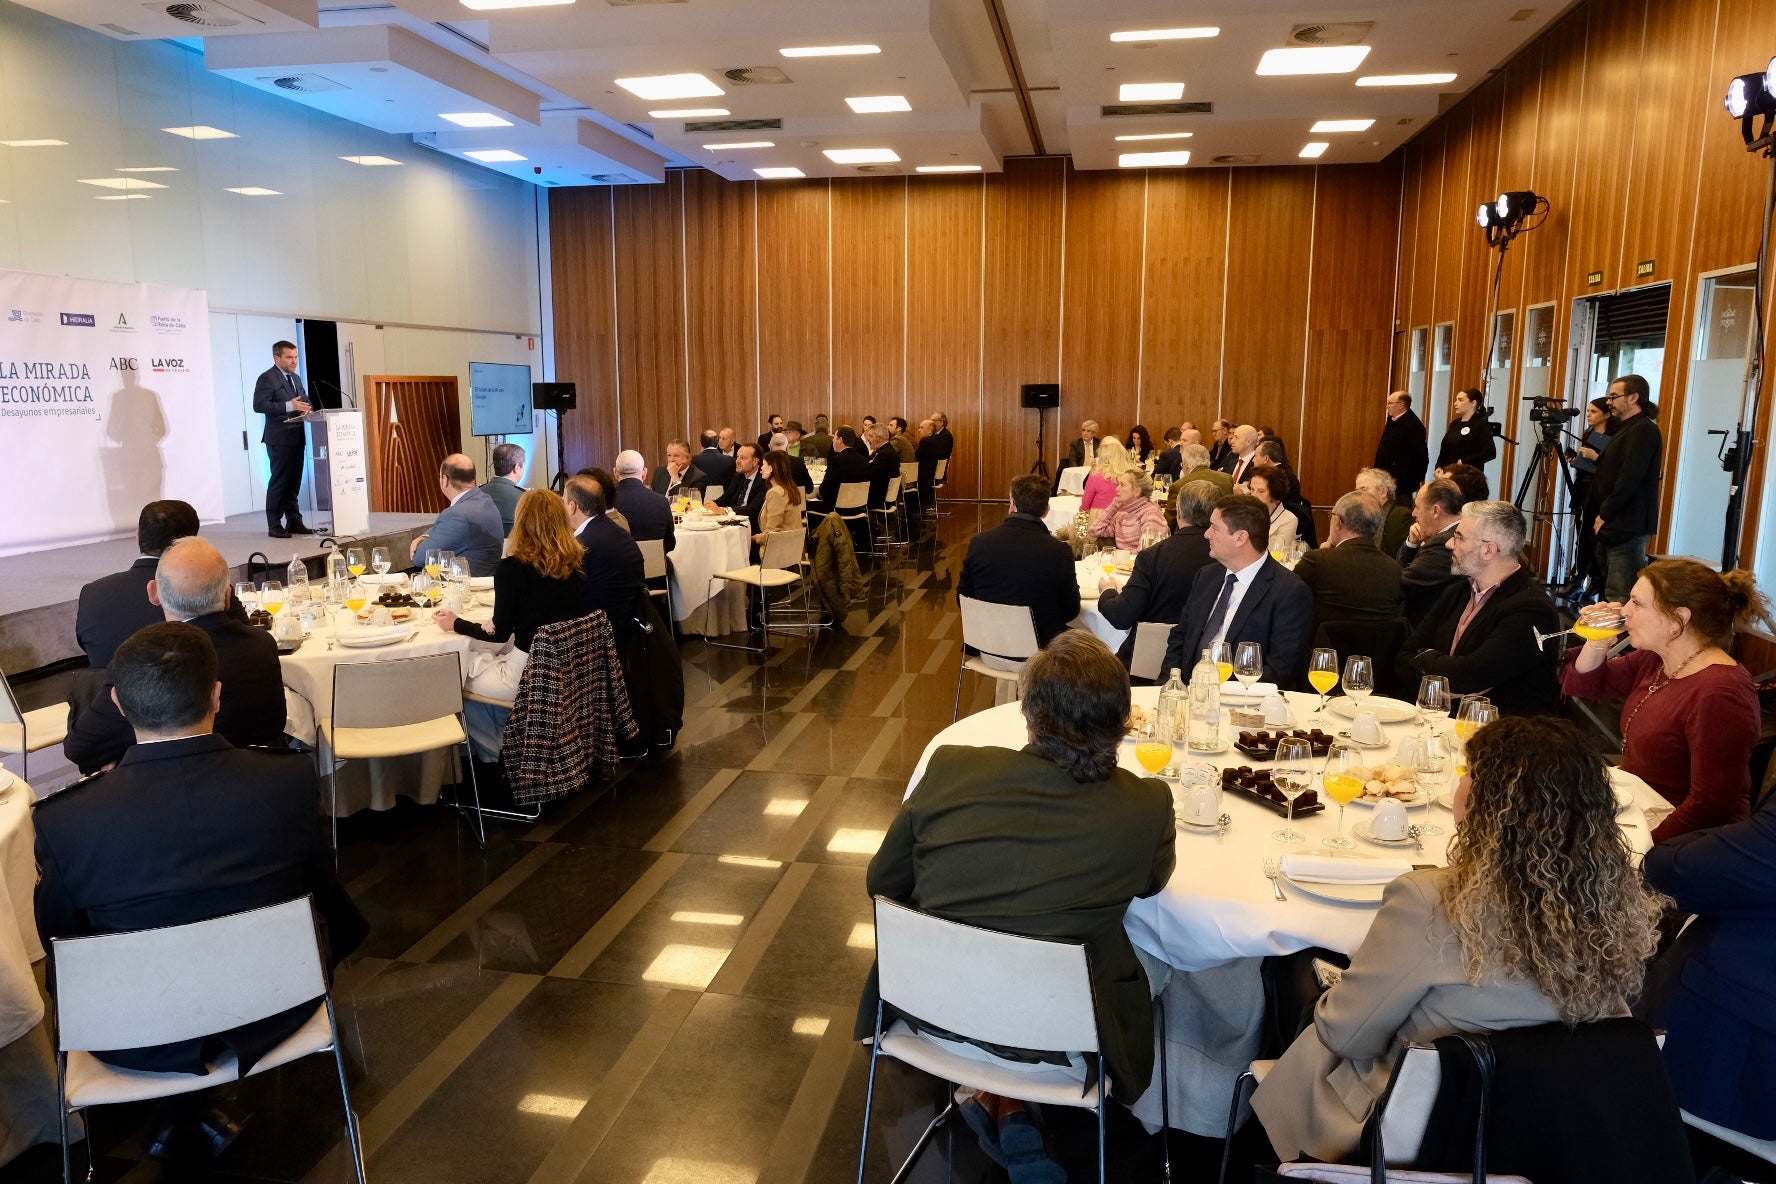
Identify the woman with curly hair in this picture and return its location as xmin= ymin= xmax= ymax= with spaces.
xmin=1088 ymin=465 xmax=1169 ymax=551
xmin=1125 ymin=423 xmax=1155 ymax=465
xmin=1252 ymin=716 xmax=1663 ymax=1162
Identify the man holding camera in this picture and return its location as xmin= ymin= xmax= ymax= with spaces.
xmin=1585 ymin=374 xmax=1661 ymax=602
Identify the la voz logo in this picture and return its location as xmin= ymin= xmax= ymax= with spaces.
xmin=150 ymin=357 xmax=188 ymax=373
xmin=60 ymin=312 xmax=96 ymax=327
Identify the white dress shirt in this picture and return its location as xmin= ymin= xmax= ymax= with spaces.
xmin=1205 ymin=555 xmax=1268 ymax=652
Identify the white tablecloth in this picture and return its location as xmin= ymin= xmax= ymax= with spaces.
xmin=1043 ymin=494 xmax=1081 ymax=533
xmin=670 ymin=523 xmax=751 ymax=636
xmin=1073 ymin=557 xmax=1130 ymax=652
xmin=1056 ymin=467 xmax=1088 ymax=496
xmin=0 ymin=774 xmax=41 ymax=1047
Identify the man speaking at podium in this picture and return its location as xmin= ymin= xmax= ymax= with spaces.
xmin=252 ymin=340 xmax=313 ymax=538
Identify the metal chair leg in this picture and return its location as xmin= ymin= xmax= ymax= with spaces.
xmin=1158 ymin=996 xmax=1173 ymax=1183
xmin=328 ymin=998 xmax=369 ymax=1184
xmin=1218 ymin=1070 xmax=1258 ymax=1184
xmin=857 ymin=1004 xmax=884 ymax=1184
xmin=1097 ymin=1070 xmax=1108 ymax=1184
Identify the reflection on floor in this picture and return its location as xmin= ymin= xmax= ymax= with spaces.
xmin=3 ymin=505 xmax=1247 ymax=1184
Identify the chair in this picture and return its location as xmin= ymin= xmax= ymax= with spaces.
xmin=1316 ymin=618 xmax=1408 ymax=699
xmin=1129 ymin=621 xmax=1173 ymax=682
xmin=0 ymin=667 xmax=70 ymax=784
xmin=50 ymin=897 xmax=366 ymax=1184
xmin=953 ymin=596 xmax=1040 ymax=720
xmin=868 ymin=476 xmax=905 ymax=560
xmin=825 ymin=481 xmax=871 ymax=555
xmin=637 ymin=537 xmax=674 ymax=623
xmin=1682 ymin=1110 xmax=1776 ymax=1170
xmin=705 ymin=529 xmax=824 ymax=654
xmin=320 ymin=651 xmax=489 ymax=846
xmin=899 ymin=461 xmax=922 ymax=520
xmin=858 ymin=897 xmax=1167 ymax=1184
xmin=930 ymin=457 xmax=951 ymax=518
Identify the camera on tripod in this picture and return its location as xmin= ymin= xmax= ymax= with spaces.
xmin=1523 ymin=394 xmax=1580 ymax=443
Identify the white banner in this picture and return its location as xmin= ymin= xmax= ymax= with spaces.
xmin=0 ymin=269 xmax=222 ymax=557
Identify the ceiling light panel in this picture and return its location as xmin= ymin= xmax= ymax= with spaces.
xmin=1109 ymin=27 xmax=1219 ymax=42
xmin=755 ymin=166 xmax=804 ymax=178
xmin=465 ymin=149 xmax=527 ymax=161
xmin=845 ymin=95 xmax=911 ymax=113
xmin=701 ymin=141 xmax=774 ymax=149
xmin=77 ymin=177 xmax=166 ymax=189
xmin=1356 ymin=73 xmax=1458 ymax=87
xmin=340 ymin=155 xmax=403 ymax=165
xmin=1256 ymin=46 xmax=1371 ymax=75
xmin=915 ymin=164 xmax=981 ymax=173
xmin=0 ymin=139 xmax=67 ymax=147
xmin=225 ymin=187 xmax=281 ymax=195
xmin=649 ymin=108 xmax=728 ymax=118
xmin=116 ymin=165 xmax=178 ymax=172
xmin=441 ymin=112 xmax=513 ymax=128
xmin=459 ymin=0 xmax=573 ymax=7
xmin=162 ymin=125 xmax=236 ymax=139
xmin=1114 ymin=131 xmax=1192 ymax=142
xmin=615 ymin=72 xmax=723 ymax=101
xmin=1299 ymin=142 xmax=1329 ymax=158
xmin=1119 ymin=82 xmax=1184 ymax=101
xmin=95 ymin=194 xmax=151 ymax=201
xmin=779 ymin=44 xmax=879 ymax=58
xmin=1119 ymin=150 xmax=1190 ymax=167
xmin=1311 ymin=119 xmax=1375 ymax=133
xmin=823 ymin=147 xmax=899 ymax=163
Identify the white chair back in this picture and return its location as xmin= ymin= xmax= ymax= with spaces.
xmin=884 ymin=475 xmax=902 ymax=504
xmin=52 ymin=898 xmax=325 ymax=1054
xmin=0 ymin=669 xmax=21 ymax=732
xmin=899 ymin=461 xmax=919 ymax=487
xmin=637 ymin=537 xmax=669 ymax=581
xmin=760 ymin=529 xmax=805 ymax=570
xmin=332 ymin=651 xmax=465 ymax=728
xmin=1129 ymin=621 xmax=1172 ymax=682
xmin=935 ymin=458 xmax=949 ymax=482
xmin=835 ymin=481 xmax=870 ymax=512
xmin=958 ymin=595 xmax=1040 ymax=661
xmin=873 ymin=897 xmax=1098 ymax=1055
xmin=1377 ymin=1043 xmax=1441 ymax=1164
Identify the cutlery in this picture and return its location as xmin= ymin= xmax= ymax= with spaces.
xmin=1407 ymin=825 xmax=1424 ymax=853
xmin=1262 ymin=857 xmax=1287 ymax=901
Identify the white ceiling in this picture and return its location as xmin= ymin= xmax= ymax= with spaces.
xmin=17 ymin=0 xmax=1577 ymax=185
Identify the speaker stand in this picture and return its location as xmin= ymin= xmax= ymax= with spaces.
xmin=1029 ymin=406 xmax=1050 ymax=479
xmin=550 ymin=407 xmax=570 ymax=492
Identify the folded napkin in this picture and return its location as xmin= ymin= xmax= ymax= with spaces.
xmin=338 ymin=624 xmax=411 ymax=644
xmin=1220 ymin=681 xmax=1279 ymax=700
xmin=467 ymin=576 xmax=495 ymax=590
xmin=358 ymin=573 xmax=406 ymax=586
xmin=1278 ymin=854 xmax=1412 ymax=885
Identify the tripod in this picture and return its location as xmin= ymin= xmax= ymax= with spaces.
xmin=1029 ymin=406 xmax=1050 ymax=479
xmin=549 ymin=406 xmax=570 ymax=493
xmin=1513 ymin=425 xmax=1583 ymax=591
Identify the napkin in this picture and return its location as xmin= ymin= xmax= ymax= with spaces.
xmin=1220 ymin=681 xmax=1279 ymax=701
xmin=467 ymin=576 xmax=495 ymax=590
xmin=339 ymin=624 xmax=411 ymax=644
xmin=1278 ymin=854 xmax=1412 ymax=885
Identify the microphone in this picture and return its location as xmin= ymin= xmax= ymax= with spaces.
xmin=312 ymin=377 xmax=356 ymax=410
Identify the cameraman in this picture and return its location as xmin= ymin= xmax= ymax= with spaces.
xmin=1436 ymin=387 xmax=1497 ymax=470
xmin=1566 ymin=396 xmax=1613 ymax=594
xmin=1586 ymin=375 xmax=1661 ymax=602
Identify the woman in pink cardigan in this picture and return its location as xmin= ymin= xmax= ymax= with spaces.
xmin=1091 ymin=468 xmax=1169 ymax=551
xmin=1079 ymin=436 xmax=1129 ymax=513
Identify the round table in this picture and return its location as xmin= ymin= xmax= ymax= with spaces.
xmin=1043 ymin=494 xmax=1081 ymax=534
xmin=0 ymin=773 xmax=42 ymax=1048
xmin=1073 ymin=556 xmax=1130 ymax=653
xmin=1056 ymin=467 xmax=1088 ymax=496
xmin=669 ymin=523 xmax=751 ymax=636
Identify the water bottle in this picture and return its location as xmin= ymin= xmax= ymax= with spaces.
xmin=1156 ymin=668 xmax=1187 ymax=743
xmin=1188 ymin=648 xmax=1222 ymax=752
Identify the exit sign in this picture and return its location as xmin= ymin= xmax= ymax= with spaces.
xmin=1587 ymin=270 xmax=1604 ymax=286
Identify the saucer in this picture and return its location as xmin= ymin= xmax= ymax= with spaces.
xmin=1353 ymin=821 xmax=1415 ymax=847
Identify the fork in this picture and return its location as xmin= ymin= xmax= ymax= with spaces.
xmin=1262 ymin=857 xmax=1287 ymax=901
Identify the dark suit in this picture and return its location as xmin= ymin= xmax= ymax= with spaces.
xmin=649 ymin=463 xmax=708 ymax=500
xmin=1396 ymin=565 xmax=1559 ymax=716
xmin=957 ymin=514 xmax=1079 ymax=647
xmin=615 ymin=477 xmax=676 ymax=553
xmin=803 ymin=428 xmax=834 ymax=459
xmin=915 ymin=432 xmax=950 ymax=508
xmin=1292 ymin=536 xmax=1403 ymax=637
xmin=75 ymin=558 xmax=248 ymax=669
xmin=424 ymin=486 xmax=505 ymax=576
xmin=481 ymin=474 xmax=525 ymax=536
xmin=815 ymin=446 xmax=870 ymax=510
xmin=1224 ymin=452 xmax=1260 ymax=486
xmin=1161 ymin=556 xmax=1314 ymax=687
xmin=576 ymin=513 xmax=646 ymax=616
xmin=1374 ymin=409 xmax=1429 ymax=503
xmin=1153 ymin=447 xmax=1183 ymax=480
xmin=251 ymin=365 xmax=309 ymax=532
xmin=864 ymin=443 xmax=900 ymax=508
xmin=857 ymin=745 xmax=1176 ymax=1101
xmin=1396 ymin=523 xmax=1460 ymax=627
xmin=63 ymin=611 xmax=289 ymax=775
xmin=34 ymin=735 xmax=367 ymax=1074
xmin=1097 ymin=526 xmax=1214 ymax=667
xmin=713 ymin=468 xmax=769 ymax=529
xmin=697 ymin=447 xmax=735 ymax=489
xmin=1208 ymin=439 xmax=1231 ymax=468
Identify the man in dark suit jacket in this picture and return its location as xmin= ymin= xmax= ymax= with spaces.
xmin=481 ymin=442 xmax=527 ymax=536
xmin=916 ymin=412 xmax=955 ymax=509
xmin=862 ymin=424 xmax=900 ymax=508
xmin=1097 ymin=479 xmax=1221 ymax=669
xmin=706 ymin=443 xmax=769 ymax=529
xmin=648 ymin=439 xmax=708 ymax=501
xmin=37 ymin=622 xmax=366 ymax=1087
xmin=1161 ymin=495 xmax=1314 ymax=686
xmin=564 ymin=475 xmax=647 ymax=615
xmin=614 ymin=450 xmax=676 ymax=553
xmin=1587 ymin=375 xmax=1663 ymax=602
xmin=250 ymin=339 xmax=311 ymax=538
xmin=803 ymin=414 xmax=833 ymax=460
xmin=408 ymin=454 xmax=505 ymax=576
xmin=1056 ymin=419 xmax=1101 ymax=492
xmin=1292 ymin=493 xmax=1404 ymax=638
xmin=76 ymin=500 xmax=247 ymax=669
xmin=1395 ymin=478 xmax=1465 ymax=627
xmin=1374 ymin=391 xmax=1430 ymax=505
xmin=1396 ymin=500 xmax=1558 ymax=716
xmin=958 ymin=476 xmax=1079 ymax=647
xmin=1152 ymin=427 xmax=1184 ymax=480
xmin=696 ymin=431 xmax=735 ymax=488
xmin=814 ymin=427 xmax=871 ymax=511
xmin=756 ymin=412 xmax=787 ymax=458
xmin=1206 ymin=418 xmax=1233 ymax=469
xmin=64 ymin=539 xmax=288 ymax=774
xmin=1221 ymin=424 xmax=1262 ymax=484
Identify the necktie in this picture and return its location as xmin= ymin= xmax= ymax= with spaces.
xmin=1200 ymin=572 xmax=1239 ymax=649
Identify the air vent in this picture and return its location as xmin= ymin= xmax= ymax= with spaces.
xmin=1211 ymin=154 xmax=1261 ymax=165
xmin=605 ymin=0 xmax=686 ymax=5
xmin=1396 ymin=117 xmax=1415 ymax=126
xmin=100 ymin=22 xmax=141 ymax=34
xmin=684 ymin=118 xmax=783 ymax=133
xmin=263 ymin=73 xmax=347 ymax=94
xmin=1100 ymin=101 xmax=1212 ymax=118
xmin=721 ymin=66 xmax=792 ymax=86
xmin=1288 ymin=22 xmax=1374 ymax=46
xmin=584 ymin=173 xmax=629 ymax=184
xmin=854 ymin=164 xmax=901 ymax=174
xmin=151 ymin=2 xmax=259 ymax=27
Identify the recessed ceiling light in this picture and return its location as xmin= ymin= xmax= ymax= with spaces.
xmin=615 ymin=73 xmax=724 ymax=102
xmin=915 ymin=164 xmax=982 ymax=173
xmin=1119 ymin=150 xmax=1191 ymax=168
xmin=1311 ymin=119 xmax=1376 ymax=133
xmin=458 ymin=0 xmax=573 ymax=8
xmin=701 ymin=141 xmax=774 ymax=150
xmin=1256 ymin=46 xmax=1371 ymax=75
xmin=845 ymin=95 xmax=911 ymax=113
xmin=340 ymin=155 xmax=403 ymax=165
xmin=95 ymin=194 xmax=151 ymax=201
xmin=441 ymin=112 xmax=512 ymax=128
xmin=823 ymin=147 xmax=899 ymax=164
xmin=78 ymin=177 xmax=166 ymax=190
xmin=163 ymin=125 xmax=236 ymax=140
xmin=649 ymin=108 xmax=730 ymax=119
xmin=1356 ymin=73 xmax=1458 ymax=87
xmin=755 ymin=167 xmax=805 ymax=179
xmin=465 ymin=149 xmax=527 ymax=162
xmin=1110 ymin=27 xmax=1219 ymax=42
xmin=780 ymin=44 xmax=880 ymax=58
xmin=0 ymin=139 xmax=67 ymax=147
xmin=225 ymin=187 xmax=281 ymax=196
xmin=116 ymin=166 xmax=178 ymax=172
xmin=1114 ymin=131 xmax=1193 ymax=142
xmin=1299 ymin=142 xmax=1330 ymax=158
xmin=1119 ymin=82 xmax=1185 ymax=101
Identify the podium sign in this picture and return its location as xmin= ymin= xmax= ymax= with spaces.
xmin=313 ymin=410 xmax=368 ymax=537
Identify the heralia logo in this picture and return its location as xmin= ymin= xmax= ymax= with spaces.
xmin=60 ymin=312 xmax=96 ymax=327
xmin=150 ymin=357 xmax=188 ymax=374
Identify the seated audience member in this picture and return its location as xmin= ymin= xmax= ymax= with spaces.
xmin=718 ymin=427 xmax=740 ymax=457
xmin=1153 ymin=426 xmax=1185 ymax=479
xmin=77 ymin=499 xmax=245 ymax=669
xmin=814 ymin=426 xmax=871 ymax=512
xmin=1438 ymin=460 xmax=1490 ymax=504
xmin=756 ymin=450 xmax=807 ymax=545
xmin=1354 ymin=467 xmax=1413 ymax=556
xmin=705 ymin=443 xmax=770 ymax=528
xmin=1253 ymin=717 xmax=1662 ymax=1164
xmin=562 ymin=476 xmax=645 ymax=616
xmin=767 ymin=431 xmax=814 ymax=492
xmin=1167 ymin=443 xmax=1233 ymax=530
xmin=959 ymin=475 xmax=1080 ymax=648
xmin=613 ymin=450 xmax=675 ymax=553
xmin=1079 ymin=436 xmax=1129 ymax=513
xmin=919 ymin=410 xmax=955 ymax=505
xmin=1223 ymin=424 xmax=1262 ymax=484
xmin=887 ymin=416 xmax=916 ymax=463
xmin=482 ymin=442 xmax=527 ymax=536
xmin=756 ymin=412 xmax=786 ymax=458
xmin=1246 ymin=468 xmax=1298 ymax=555
xmin=1058 ymin=419 xmax=1101 ymax=493
xmin=697 ymin=430 xmax=736 ymax=488
xmin=435 ymin=490 xmax=586 ymax=760
xmin=862 ymin=422 xmax=900 ymax=508
xmin=1179 ymin=425 xmax=1202 ymax=449
xmin=859 ymin=631 xmax=1176 ymax=1175
xmin=1207 ymin=418 xmax=1234 ymax=467
xmin=579 ymin=466 xmax=632 ymax=533
xmin=1396 ymin=477 xmax=1465 ymax=627
xmin=648 ymin=438 xmax=708 ymax=500
xmin=1098 ymin=480 xmax=1221 ymax=669
xmin=1562 ymin=560 xmax=1769 ymax=843
xmin=1089 ymin=466 xmax=1169 ymax=551
xmin=65 ymin=539 xmax=287 ymax=775
xmin=408 ymin=453 xmax=505 ymax=576
xmin=782 ymin=421 xmax=805 ymax=457
xmin=804 ymin=414 xmax=835 ymax=459
xmin=1126 ymin=423 xmax=1155 ymax=465
xmin=1292 ymin=493 xmax=1403 ymax=636
xmin=1161 ymin=494 xmax=1313 ymax=685
xmin=35 ymin=621 xmax=368 ymax=1159
xmin=1396 ymin=500 xmax=1559 ymax=716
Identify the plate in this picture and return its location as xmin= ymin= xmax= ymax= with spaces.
xmin=681 ymin=520 xmax=721 ymax=532
xmin=467 ymin=576 xmax=495 ymax=590
xmin=1353 ymin=821 xmax=1415 ymax=847
xmin=1280 ymin=874 xmax=1388 ymax=905
xmin=0 ymin=768 xmax=13 ymax=794
xmin=1337 ymin=731 xmax=1391 ymax=751
xmin=1175 ymin=813 xmax=1229 ymax=835
xmin=1348 ymin=785 xmax=1431 ymax=808
xmin=336 ymin=628 xmax=416 ymax=649
xmin=1328 ymin=696 xmax=1417 ymax=724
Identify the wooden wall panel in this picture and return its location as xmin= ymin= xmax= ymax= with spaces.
xmin=1221 ymin=168 xmax=1316 ymax=440
xmin=981 ymin=158 xmax=1064 ymax=498
xmin=905 ymin=176 xmax=984 ymax=500
xmin=1491 ymin=50 xmax=1544 ymax=321
xmin=1689 ymin=0 xmax=1773 ymax=275
xmin=1059 ymin=163 xmax=1145 ymax=439
xmin=1452 ymin=86 xmax=1505 ymax=393
xmin=612 ymin=182 xmax=685 ymax=467
xmin=830 ymin=178 xmax=905 ymax=429
xmin=1564 ymin=0 xmax=1643 ymax=295
xmin=362 ymin=376 xmax=460 ymax=512
xmin=1430 ymin=108 xmax=1477 ymax=328
xmin=1140 ymin=170 xmax=1229 ymax=426
xmin=549 ymin=188 xmax=618 ymax=474
xmin=682 ymin=169 xmax=757 ymax=447
xmin=756 ymin=180 xmax=830 ymax=428
xmin=1522 ymin=10 xmax=1587 ymax=311
xmin=1619 ymin=0 xmax=1712 ymax=288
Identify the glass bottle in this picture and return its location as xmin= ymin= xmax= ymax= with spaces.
xmin=1156 ymin=668 xmax=1187 ymax=744
xmin=1188 ymin=648 xmax=1222 ymax=751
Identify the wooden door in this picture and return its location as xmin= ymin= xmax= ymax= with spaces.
xmin=361 ymin=375 xmax=460 ymax=512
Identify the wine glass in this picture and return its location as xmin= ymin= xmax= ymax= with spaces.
xmin=448 ymin=556 xmax=470 ymax=585
xmin=1233 ymin=641 xmax=1263 ymax=694
xmin=1534 ymin=603 xmax=1627 ymax=650
xmin=1454 ymin=697 xmax=1497 ymax=746
xmin=259 ymin=580 xmax=284 ymax=618
xmin=345 ymin=548 xmax=367 ymax=578
xmin=424 ymin=549 xmax=444 ymax=581
xmin=1307 ymin=648 xmax=1339 ymax=713
xmin=1135 ymin=729 xmax=1173 ymax=781
xmin=1272 ymin=737 xmax=1312 ymax=843
xmin=410 ymin=572 xmax=434 ymax=620
xmin=1415 ymin=674 xmax=1450 ymax=734
xmin=1341 ymin=654 xmax=1374 ymax=710
xmin=371 ymin=546 xmax=392 ymax=579
xmin=233 ymin=580 xmax=258 ymax=612
xmin=1414 ymin=736 xmax=1451 ymax=837
xmin=1320 ymin=743 xmax=1365 ymax=849
xmin=1211 ymin=641 xmax=1234 ymax=684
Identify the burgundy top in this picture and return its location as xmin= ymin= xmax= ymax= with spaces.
xmin=1562 ymin=648 xmax=1760 ymax=843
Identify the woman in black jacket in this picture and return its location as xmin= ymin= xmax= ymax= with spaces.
xmin=1436 ymin=387 xmax=1497 ymax=469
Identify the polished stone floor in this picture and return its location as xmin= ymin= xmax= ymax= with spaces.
xmin=3 ymin=506 xmax=1241 ymax=1184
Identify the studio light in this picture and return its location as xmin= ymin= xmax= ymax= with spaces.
xmin=1477 ymin=189 xmax=1545 ymax=247
xmin=1724 ymin=65 xmax=1776 ymax=149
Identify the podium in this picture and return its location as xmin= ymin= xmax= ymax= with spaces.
xmin=309 ymin=409 xmax=369 ymax=537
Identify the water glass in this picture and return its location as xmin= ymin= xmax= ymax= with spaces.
xmin=1234 ymin=641 xmax=1263 ymax=693
xmin=372 ymin=546 xmax=392 ymax=578
xmin=233 ymin=580 xmax=257 ymax=611
xmin=1272 ymin=737 xmax=1312 ymax=844
xmin=1415 ymin=736 xmax=1451 ymax=836
xmin=1415 ymin=674 xmax=1450 ymax=733
xmin=1342 ymin=654 xmax=1374 ymax=707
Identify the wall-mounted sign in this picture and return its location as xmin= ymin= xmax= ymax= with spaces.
xmin=1637 ymin=260 xmax=1656 ymax=277
xmin=1587 ymin=270 xmax=1604 ymax=286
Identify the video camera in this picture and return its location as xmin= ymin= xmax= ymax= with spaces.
xmin=1523 ymin=394 xmax=1581 ymax=424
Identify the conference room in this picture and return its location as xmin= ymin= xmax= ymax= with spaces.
xmin=4 ymin=0 xmax=1776 ymax=1181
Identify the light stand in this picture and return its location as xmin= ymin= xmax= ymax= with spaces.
xmin=1719 ymin=66 xmax=1776 ymax=570
xmin=1030 ymin=405 xmax=1050 ymax=479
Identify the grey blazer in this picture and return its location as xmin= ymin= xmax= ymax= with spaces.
xmin=1251 ymin=868 xmax=1560 ymax=1163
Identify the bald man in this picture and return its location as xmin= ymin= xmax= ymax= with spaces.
xmin=1222 ymin=424 xmax=1261 ymax=485
xmin=409 ymin=453 xmax=504 ymax=576
xmin=63 ymin=538 xmax=289 ymax=774
xmin=612 ymin=448 xmax=675 ymax=552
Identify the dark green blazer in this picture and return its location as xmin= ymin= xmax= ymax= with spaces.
xmin=856 ymin=744 xmax=1177 ymax=1099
